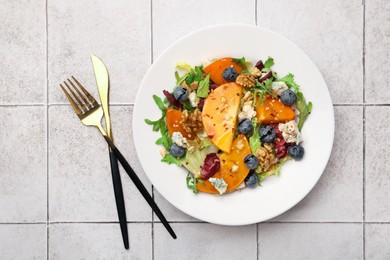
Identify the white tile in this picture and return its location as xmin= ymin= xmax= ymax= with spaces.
xmin=365 ymin=107 xmax=390 ymax=221
xmin=154 ymin=223 xmax=257 ymax=260
xmin=258 ymin=0 xmax=363 ymax=104
xmin=365 ymin=224 xmax=390 ymax=260
xmin=49 ymin=223 xmax=151 ymax=259
xmin=0 ymin=224 xmax=47 ymax=260
xmin=0 ymin=107 xmax=47 ymax=222
xmin=271 ymin=107 xmax=363 ymax=221
xmin=0 ymin=0 xmax=46 ymax=104
xmin=48 ymin=0 xmax=151 ymax=104
xmin=258 ymin=223 xmax=363 ymax=260
xmin=153 ymin=190 xmax=199 ymax=222
xmin=153 ymin=0 xmax=256 ymax=59
xmin=49 ymin=106 xmax=152 ymax=221
xmin=365 ymin=0 xmax=390 ymax=103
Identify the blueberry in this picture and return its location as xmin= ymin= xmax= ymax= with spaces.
xmin=173 ymin=86 xmax=189 ymax=101
xmin=245 ymin=173 xmax=258 ymax=188
xmin=238 ymin=119 xmax=253 ymax=134
xmin=280 ymin=89 xmax=297 ymax=106
xmin=222 ymin=67 xmax=237 ymax=82
xmin=169 ymin=143 xmax=186 ymax=158
xmin=288 ymin=144 xmax=304 ymax=160
xmin=244 ymin=154 xmax=259 ymax=170
xmin=259 ymin=125 xmax=276 ymax=143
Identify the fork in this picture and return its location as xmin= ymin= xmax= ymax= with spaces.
xmin=60 ymin=76 xmax=177 ymax=239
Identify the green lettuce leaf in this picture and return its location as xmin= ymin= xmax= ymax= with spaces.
xmin=277 ymin=73 xmax=300 ymax=93
xmin=296 ymin=92 xmax=313 ymax=131
xmin=257 ymin=157 xmax=290 ymax=185
xmin=196 ymin=74 xmax=210 ymax=98
xmin=182 ymin=141 xmax=218 ymax=177
xmin=249 ymin=119 xmax=261 ymax=154
xmin=176 ymin=62 xmax=192 ymax=72
xmin=161 ymin=154 xmax=184 ymax=166
xmin=263 ymin=57 xmax=274 ymax=69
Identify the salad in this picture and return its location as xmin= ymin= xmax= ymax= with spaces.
xmin=145 ymin=57 xmax=312 ymax=195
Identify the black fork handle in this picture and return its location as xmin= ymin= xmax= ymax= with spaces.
xmin=109 ymin=150 xmax=129 ymax=249
xmin=103 ymin=136 xmax=177 ymax=240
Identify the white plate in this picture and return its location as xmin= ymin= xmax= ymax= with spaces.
xmin=133 ymin=24 xmax=334 ymax=225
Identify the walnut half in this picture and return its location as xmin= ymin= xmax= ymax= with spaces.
xmin=236 ymin=74 xmax=256 ymax=88
xmin=181 ymin=109 xmax=203 ymax=137
xmin=256 ymin=143 xmax=276 ymax=172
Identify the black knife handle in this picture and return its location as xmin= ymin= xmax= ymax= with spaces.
xmin=103 ymin=136 xmax=177 ymax=239
xmin=109 ymin=150 xmax=129 ymax=249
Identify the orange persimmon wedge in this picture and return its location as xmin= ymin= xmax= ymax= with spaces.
xmin=202 ymin=82 xmax=243 ymax=153
xmin=197 ymin=134 xmax=251 ymax=194
xmin=204 ymin=58 xmax=243 ymax=85
xmin=166 ymin=108 xmax=195 ymax=140
xmin=256 ymin=97 xmax=295 ymax=124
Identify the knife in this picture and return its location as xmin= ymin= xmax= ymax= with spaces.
xmin=91 ymin=54 xmax=129 ymax=249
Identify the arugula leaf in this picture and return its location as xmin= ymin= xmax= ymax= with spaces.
xmin=296 ymin=92 xmax=313 ymax=131
xmin=249 ymin=119 xmax=261 ymax=154
xmin=197 ymin=74 xmax=210 ymax=98
xmin=182 ymin=100 xmax=196 ymax=113
xmin=185 ymin=65 xmax=204 ymax=86
xmin=161 ymin=154 xmax=184 ymax=166
xmin=145 ymin=95 xmax=172 ymax=150
xmin=153 ymin=95 xmax=166 ymax=111
xmin=277 ymin=73 xmax=300 ymax=93
xmin=176 ymin=62 xmax=192 ymax=72
xmin=186 ymin=172 xmax=204 ymax=194
xmin=257 ymin=157 xmax=290 ymax=185
xmin=263 ymin=57 xmax=274 ymax=69
xmin=232 ymin=57 xmax=248 ymax=68
xmin=251 ymin=78 xmax=276 ymax=102
xmin=175 ymin=71 xmax=188 ymax=85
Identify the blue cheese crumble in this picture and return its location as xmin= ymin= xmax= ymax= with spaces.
xmin=278 ymin=120 xmax=302 ymax=144
xmin=171 ymin=132 xmax=187 ymax=148
xmin=209 ymin=178 xmax=228 ymax=195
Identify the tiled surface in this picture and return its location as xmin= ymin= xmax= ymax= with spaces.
xmin=258 ymin=0 xmax=363 ymax=104
xmin=0 ymin=224 xmax=47 ymax=260
xmin=0 ymin=0 xmax=46 ymax=104
xmin=154 ymin=223 xmax=257 ymax=260
xmin=365 ymin=107 xmax=390 ymax=221
xmin=365 ymin=224 xmax=390 ymax=259
xmin=258 ymin=223 xmax=363 ymax=259
xmin=0 ymin=107 xmax=47 ymax=222
xmin=0 ymin=0 xmax=388 ymax=259
xmin=48 ymin=0 xmax=151 ymax=104
xmin=153 ymin=0 xmax=256 ymax=59
xmin=49 ymin=106 xmax=151 ymax=221
xmin=271 ymin=107 xmax=363 ymax=222
xmin=49 ymin=223 xmax=152 ymax=259
xmin=365 ymin=0 xmax=390 ymax=103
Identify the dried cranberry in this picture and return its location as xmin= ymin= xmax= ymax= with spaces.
xmin=210 ymin=84 xmax=219 ymax=90
xmin=197 ymin=98 xmax=205 ymax=110
xmin=163 ymin=90 xmax=182 ymax=110
xmin=255 ymin=60 xmax=264 ymax=70
xmin=200 ymin=153 xmax=220 ymax=180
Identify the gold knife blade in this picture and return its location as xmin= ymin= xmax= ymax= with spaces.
xmin=91 ymin=54 xmax=112 ymax=139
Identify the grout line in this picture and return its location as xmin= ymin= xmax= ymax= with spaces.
xmin=255 ymin=0 xmax=258 ymax=26
xmin=45 ymin=0 xmax=49 ymax=259
xmin=362 ymin=0 xmax=366 ymax=258
xmin=363 ymin=106 xmax=367 ymax=259
xmin=362 ymin=0 xmax=366 ymax=104
xmin=0 ymin=222 xmax=47 ymax=225
xmin=256 ymin=223 xmax=259 ymax=260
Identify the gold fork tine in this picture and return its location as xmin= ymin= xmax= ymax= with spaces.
xmin=63 ymin=81 xmax=86 ymax=113
xmin=60 ymin=84 xmax=82 ymax=116
xmin=67 ymin=79 xmax=92 ymax=110
xmin=71 ymin=76 xmax=98 ymax=107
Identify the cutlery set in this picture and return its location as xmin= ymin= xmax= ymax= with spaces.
xmin=60 ymin=55 xmax=176 ymax=249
